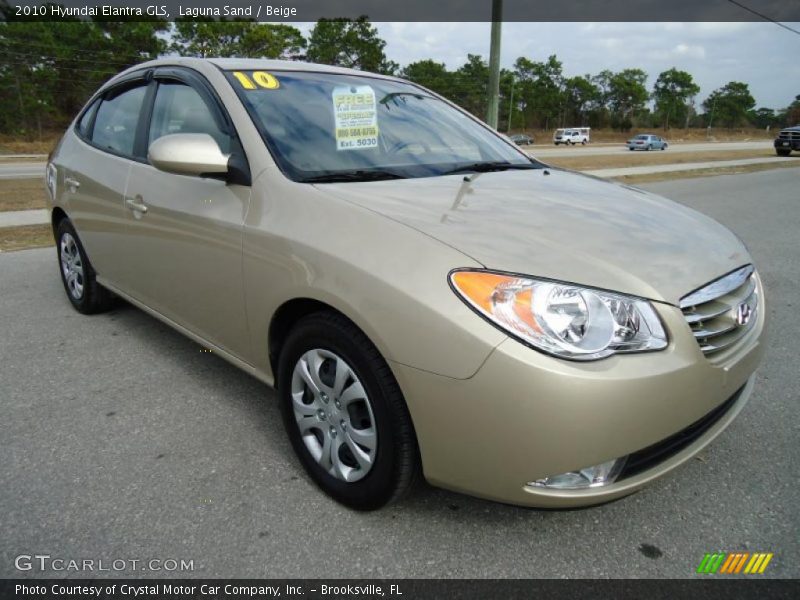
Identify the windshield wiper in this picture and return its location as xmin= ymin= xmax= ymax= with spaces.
xmin=439 ymin=161 xmax=541 ymax=175
xmin=301 ymin=169 xmax=406 ymax=183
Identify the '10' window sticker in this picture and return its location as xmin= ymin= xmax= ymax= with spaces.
xmin=232 ymin=71 xmax=280 ymax=90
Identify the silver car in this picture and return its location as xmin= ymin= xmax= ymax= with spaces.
xmin=628 ymin=134 xmax=668 ymax=151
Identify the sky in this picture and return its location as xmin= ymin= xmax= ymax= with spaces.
xmin=296 ymin=22 xmax=800 ymax=110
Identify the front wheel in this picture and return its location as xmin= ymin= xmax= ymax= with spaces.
xmin=278 ymin=311 xmax=419 ymax=510
xmin=55 ymin=219 xmax=113 ymax=314
xmin=776 ymin=148 xmax=791 ymax=157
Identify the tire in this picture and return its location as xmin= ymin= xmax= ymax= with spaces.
xmin=554 ymin=142 xmax=559 ymax=146
xmin=661 ymin=144 xmax=667 ymax=151
xmin=278 ymin=311 xmax=419 ymax=510
xmin=776 ymin=148 xmax=791 ymax=157
xmin=629 ymin=147 xmax=634 ymax=151
xmin=55 ymin=218 xmax=113 ymax=314
xmin=581 ymin=140 xmax=587 ymax=145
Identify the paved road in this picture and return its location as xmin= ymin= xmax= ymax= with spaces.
xmin=0 ymin=142 xmax=775 ymax=180
xmin=583 ymin=155 xmax=798 ymax=178
xmin=0 ymin=162 xmax=45 ymax=180
xmin=527 ymin=140 xmax=771 ymax=158
xmin=1 ymin=169 xmax=798 ymax=578
xmin=0 ymin=209 xmax=49 ymax=227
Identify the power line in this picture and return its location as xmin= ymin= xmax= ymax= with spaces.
xmin=0 ymin=36 xmax=164 ymax=59
xmin=0 ymin=59 xmax=120 ymax=77
xmin=726 ymin=0 xmax=800 ymax=36
xmin=1 ymin=48 xmax=148 ymax=68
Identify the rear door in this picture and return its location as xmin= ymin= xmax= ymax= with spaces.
xmin=119 ymin=69 xmax=252 ymax=359
xmin=58 ymin=80 xmax=149 ymax=285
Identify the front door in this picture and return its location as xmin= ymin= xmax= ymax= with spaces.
xmin=121 ymin=78 xmax=252 ymax=359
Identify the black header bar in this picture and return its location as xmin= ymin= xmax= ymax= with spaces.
xmin=3 ymin=0 xmax=800 ymax=22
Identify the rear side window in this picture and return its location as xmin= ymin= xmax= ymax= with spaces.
xmin=91 ymin=86 xmax=147 ymax=157
xmin=148 ymin=81 xmax=230 ymax=154
xmin=76 ymin=99 xmax=100 ymax=138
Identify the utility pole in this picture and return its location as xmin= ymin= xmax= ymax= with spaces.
xmin=706 ymin=95 xmax=717 ymax=140
xmin=507 ymin=75 xmax=515 ymax=133
xmin=486 ymin=0 xmax=502 ymax=129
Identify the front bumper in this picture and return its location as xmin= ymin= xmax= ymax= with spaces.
xmin=392 ymin=294 xmax=766 ymax=508
xmin=774 ymin=139 xmax=800 ymax=151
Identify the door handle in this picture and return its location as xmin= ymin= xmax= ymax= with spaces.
xmin=125 ymin=197 xmax=148 ymax=214
xmin=64 ymin=177 xmax=80 ymax=189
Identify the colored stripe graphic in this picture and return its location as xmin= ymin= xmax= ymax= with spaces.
xmin=700 ymin=552 xmax=774 ymax=574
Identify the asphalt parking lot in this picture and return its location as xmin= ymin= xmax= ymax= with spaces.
xmin=1 ymin=168 xmax=798 ymax=579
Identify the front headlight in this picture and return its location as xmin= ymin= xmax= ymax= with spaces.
xmin=450 ymin=270 xmax=667 ymax=361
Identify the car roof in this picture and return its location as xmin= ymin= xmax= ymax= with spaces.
xmin=112 ymin=57 xmax=399 ymax=82
xmin=782 ymin=125 xmax=800 ymax=132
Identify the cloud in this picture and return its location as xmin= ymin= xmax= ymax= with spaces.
xmin=293 ymin=21 xmax=799 ymax=108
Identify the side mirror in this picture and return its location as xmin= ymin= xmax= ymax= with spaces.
xmin=148 ymin=133 xmax=229 ymax=177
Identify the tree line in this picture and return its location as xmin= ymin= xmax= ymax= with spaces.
xmin=1 ymin=12 xmax=798 ymax=136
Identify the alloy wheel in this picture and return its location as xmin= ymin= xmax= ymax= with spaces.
xmin=291 ymin=348 xmax=378 ymax=482
xmin=60 ymin=232 xmax=84 ymax=300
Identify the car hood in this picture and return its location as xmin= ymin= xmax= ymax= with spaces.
xmin=318 ymin=169 xmax=750 ymax=305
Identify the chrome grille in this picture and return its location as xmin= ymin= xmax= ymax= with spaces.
xmin=680 ymin=265 xmax=758 ymax=355
xmin=778 ymin=130 xmax=799 ymax=141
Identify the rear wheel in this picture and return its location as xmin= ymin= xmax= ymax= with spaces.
xmin=776 ymin=148 xmax=791 ymax=157
xmin=278 ymin=311 xmax=419 ymax=510
xmin=55 ymin=219 xmax=113 ymax=314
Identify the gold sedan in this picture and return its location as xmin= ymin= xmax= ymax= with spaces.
xmin=47 ymin=58 xmax=766 ymax=510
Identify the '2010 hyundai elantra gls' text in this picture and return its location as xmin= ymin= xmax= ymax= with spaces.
xmin=46 ymin=58 xmax=766 ymax=510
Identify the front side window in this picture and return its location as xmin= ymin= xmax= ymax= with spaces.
xmin=91 ymin=85 xmax=147 ymax=157
xmin=148 ymin=81 xmax=230 ymax=154
xmin=226 ymin=70 xmax=535 ymax=182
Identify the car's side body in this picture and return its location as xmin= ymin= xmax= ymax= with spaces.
xmin=49 ymin=58 xmax=499 ymax=386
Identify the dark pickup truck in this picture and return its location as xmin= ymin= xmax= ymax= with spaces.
xmin=774 ymin=125 xmax=800 ymax=156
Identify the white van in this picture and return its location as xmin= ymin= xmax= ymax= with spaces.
xmin=554 ymin=127 xmax=590 ymax=145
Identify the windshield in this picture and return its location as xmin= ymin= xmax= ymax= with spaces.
xmin=225 ymin=70 xmax=537 ymax=182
